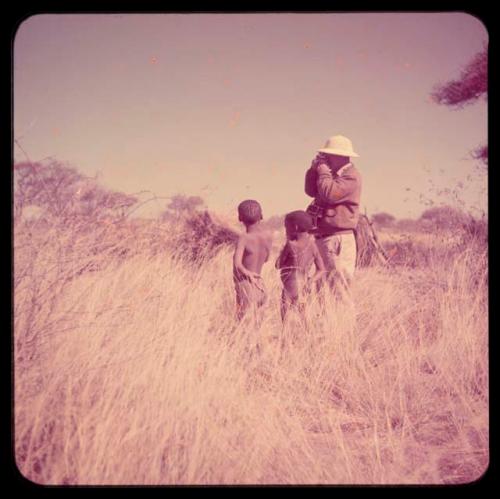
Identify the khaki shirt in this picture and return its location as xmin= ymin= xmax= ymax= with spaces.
xmin=304 ymin=162 xmax=362 ymax=234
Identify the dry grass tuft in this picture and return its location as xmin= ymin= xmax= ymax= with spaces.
xmin=14 ymin=214 xmax=488 ymax=485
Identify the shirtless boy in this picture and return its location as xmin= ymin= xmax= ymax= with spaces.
xmin=275 ymin=210 xmax=325 ymax=321
xmin=233 ymin=200 xmax=273 ymax=321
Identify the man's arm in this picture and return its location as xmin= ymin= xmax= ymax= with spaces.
xmin=316 ymin=164 xmax=358 ymax=204
xmin=305 ymin=167 xmax=318 ymax=197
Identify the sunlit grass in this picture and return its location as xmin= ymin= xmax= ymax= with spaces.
xmin=14 ymin=217 xmax=488 ymax=485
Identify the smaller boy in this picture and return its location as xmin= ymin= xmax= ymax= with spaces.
xmin=275 ymin=210 xmax=325 ymax=321
xmin=233 ymin=200 xmax=273 ymax=321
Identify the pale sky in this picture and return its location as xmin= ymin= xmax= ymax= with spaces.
xmin=14 ymin=13 xmax=488 ymax=220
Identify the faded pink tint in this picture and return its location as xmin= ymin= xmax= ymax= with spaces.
xmin=14 ymin=13 xmax=487 ymax=219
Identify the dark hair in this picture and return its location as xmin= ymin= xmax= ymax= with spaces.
xmin=285 ymin=210 xmax=314 ymax=233
xmin=238 ymin=200 xmax=263 ymax=224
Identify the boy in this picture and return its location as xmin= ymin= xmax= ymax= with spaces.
xmin=275 ymin=210 xmax=325 ymax=321
xmin=233 ymin=200 xmax=273 ymax=321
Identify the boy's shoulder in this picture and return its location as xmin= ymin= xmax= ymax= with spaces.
xmin=253 ymin=227 xmax=273 ymax=243
xmin=284 ymin=239 xmax=299 ymax=256
xmin=262 ymin=228 xmax=273 ymax=243
xmin=235 ymin=232 xmax=251 ymax=251
xmin=237 ymin=229 xmax=271 ymax=245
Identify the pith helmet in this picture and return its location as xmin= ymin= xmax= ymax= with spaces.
xmin=318 ymin=135 xmax=359 ymax=157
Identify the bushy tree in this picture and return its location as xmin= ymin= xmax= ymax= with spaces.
xmin=261 ymin=214 xmax=285 ymax=232
xmin=371 ymin=212 xmax=396 ymax=228
xmin=418 ymin=205 xmax=471 ymax=230
xmin=431 ymin=45 xmax=488 ymax=165
xmin=431 ymin=47 xmax=487 ymax=107
xmin=395 ymin=218 xmax=419 ymax=232
xmin=161 ymin=194 xmax=206 ymax=221
xmin=14 ymin=160 xmax=83 ymax=219
xmin=78 ymin=187 xmax=138 ymax=218
xmin=14 ymin=159 xmax=137 ymax=221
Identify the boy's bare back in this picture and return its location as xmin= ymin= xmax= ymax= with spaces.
xmin=277 ymin=235 xmax=324 ymax=297
xmin=235 ymin=229 xmax=273 ymax=279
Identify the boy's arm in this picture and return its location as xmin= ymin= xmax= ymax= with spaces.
xmin=264 ymin=231 xmax=273 ymax=263
xmin=233 ymin=235 xmax=259 ymax=281
xmin=275 ymin=245 xmax=284 ymax=269
xmin=275 ymin=243 xmax=289 ymax=269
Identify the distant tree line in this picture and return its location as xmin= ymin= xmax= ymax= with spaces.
xmin=14 ymin=159 xmax=138 ymax=223
xmin=371 ymin=206 xmax=480 ymax=232
xmin=14 ymin=159 xmax=484 ymax=236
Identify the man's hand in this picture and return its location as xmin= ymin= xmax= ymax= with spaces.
xmin=310 ymin=153 xmax=322 ymax=168
xmin=312 ymin=153 xmax=330 ymax=170
xmin=316 ymin=163 xmax=332 ymax=176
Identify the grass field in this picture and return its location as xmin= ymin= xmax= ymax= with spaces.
xmin=14 ymin=215 xmax=488 ymax=485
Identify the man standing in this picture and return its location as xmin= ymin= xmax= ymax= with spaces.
xmin=304 ymin=135 xmax=362 ymax=295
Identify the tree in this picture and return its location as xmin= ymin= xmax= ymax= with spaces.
xmin=261 ymin=214 xmax=285 ymax=232
xmin=431 ymin=45 xmax=488 ymax=165
xmin=161 ymin=194 xmax=206 ymax=221
xmin=176 ymin=211 xmax=238 ymax=263
xmin=78 ymin=187 xmax=138 ymax=218
xmin=431 ymin=47 xmax=487 ymax=107
xmin=371 ymin=212 xmax=396 ymax=228
xmin=418 ymin=205 xmax=471 ymax=230
xmin=14 ymin=160 xmax=83 ymax=219
xmin=395 ymin=218 xmax=419 ymax=232
xmin=14 ymin=159 xmax=138 ymax=222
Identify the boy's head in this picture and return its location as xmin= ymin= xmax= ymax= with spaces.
xmin=238 ymin=199 xmax=263 ymax=225
xmin=285 ymin=210 xmax=314 ymax=238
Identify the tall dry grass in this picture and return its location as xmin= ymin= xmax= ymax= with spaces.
xmin=14 ymin=215 xmax=488 ymax=485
